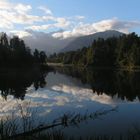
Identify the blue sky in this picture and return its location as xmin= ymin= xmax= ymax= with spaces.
xmin=11 ymin=0 xmax=139 ymax=18
xmin=0 ymin=0 xmax=140 ymax=38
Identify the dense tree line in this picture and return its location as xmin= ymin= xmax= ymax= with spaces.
xmin=48 ymin=32 xmax=140 ymax=69
xmin=0 ymin=33 xmax=47 ymax=67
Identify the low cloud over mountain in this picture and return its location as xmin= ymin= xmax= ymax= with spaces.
xmin=22 ymin=30 xmax=75 ymax=54
xmin=22 ymin=30 xmax=123 ymax=54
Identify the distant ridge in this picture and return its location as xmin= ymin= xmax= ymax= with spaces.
xmin=61 ymin=30 xmax=124 ymax=52
xmin=0 ymin=30 xmax=124 ymax=55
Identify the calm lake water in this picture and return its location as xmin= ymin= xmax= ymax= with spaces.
xmin=0 ymin=67 xmax=140 ymax=138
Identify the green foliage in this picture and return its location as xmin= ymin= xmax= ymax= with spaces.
xmin=0 ymin=33 xmax=47 ymax=66
xmin=48 ymin=32 xmax=140 ymax=69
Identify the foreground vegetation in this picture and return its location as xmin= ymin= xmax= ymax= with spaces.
xmin=0 ymin=105 xmax=140 ymax=140
xmin=49 ymin=33 xmax=140 ymax=70
xmin=0 ymin=105 xmax=139 ymax=140
xmin=0 ymin=104 xmax=117 ymax=140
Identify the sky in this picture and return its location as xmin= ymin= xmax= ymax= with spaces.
xmin=0 ymin=0 xmax=140 ymax=39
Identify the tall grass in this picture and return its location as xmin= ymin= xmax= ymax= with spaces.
xmin=0 ymin=104 xmax=140 ymax=140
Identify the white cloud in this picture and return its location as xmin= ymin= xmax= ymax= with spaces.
xmin=52 ymin=30 xmax=73 ymax=39
xmin=52 ymin=18 xmax=140 ymax=39
xmin=54 ymin=17 xmax=71 ymax=28
xmin=0 ymin=0 xmax=71 ymax=31
xmin=14 ymin=3 xmax=32 ymax=14
xmin=0 ymin=18 xmax=14 ymax=29
xmin=38 ymin=6 xmax=52 ymax=15
xmin=0 ymin=1 xmax=43 ymax=29
xmin=26 ymin=17 xmax=70 ymax=31
xmin=25 ymin=24 xmax=52 ymax=31
xmin=10 ymin=30 xmax=32 ymax=38
xmin=75 ymin=15 xmax=85 ymax=20
xmin=0 ymin=10 xmax=42 ymax=27
xmin=0 ymin=0 xmax=32 ymax=13
xmin=0 ymin=0 xmax=140 ymax=41
xmin=42 ymin=16 xmax=55 ymax=21
xmin=0 ymin=0 xmax=12 ymax=10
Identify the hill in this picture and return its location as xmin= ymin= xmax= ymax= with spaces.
xmin=61 ymin=30 xmax=124 ymax=52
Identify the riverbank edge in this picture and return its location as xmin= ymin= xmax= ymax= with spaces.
xmin=47 ymin=63 xmax=140 ymax=72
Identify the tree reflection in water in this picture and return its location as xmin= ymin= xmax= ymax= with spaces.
xmin=54 ymin=67 xmax=140 ymax=101
xmin=0 ymin=68 xmax=47 ymax=100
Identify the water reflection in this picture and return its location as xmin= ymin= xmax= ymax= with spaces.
xmin=0 ymin=67 xmax=140 ymax=138
xmin=1 ymin=67 xmax=140 ymax=102
xmin=54 ymin=67 xmax=140 ymax=101
xmin=0 ymin=68 xmax=47 ymax=100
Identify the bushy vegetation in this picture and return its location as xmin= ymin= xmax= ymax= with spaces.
xmin=0 ymin=104 xmax=117 ymax=140
xmin=0 ymin=33 xmax=47 ymax=67
xmin=0 ymin=106 xmax=139 ymax=140
xmin=48 ymin=33 xmax=140 ymax=69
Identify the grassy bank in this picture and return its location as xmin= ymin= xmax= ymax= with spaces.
xmin=47 ymin=62 xmax=140 ymax=72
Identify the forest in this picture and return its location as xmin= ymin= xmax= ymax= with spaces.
xmin=0 ymin=33 xmax=47 ymax=67
xmin=48 ymin=32 xmax=140 ymax=69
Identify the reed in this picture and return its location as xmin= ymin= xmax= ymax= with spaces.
xmin=1 ymin=105 xmax=140 ymax=140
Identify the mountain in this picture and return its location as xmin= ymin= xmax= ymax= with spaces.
xmin=0 ymin=30 xmax=124 ymax=55
xmin=19 ymin=30 xmax=123 ymax=55
xmin=22 ymin=30 xmax=75 ymax=55
xmin=61 ymin=30 xmax=124 ymax=52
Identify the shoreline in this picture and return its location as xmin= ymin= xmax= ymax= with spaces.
xmin=47 ymin=62 xmax=140 ymax=72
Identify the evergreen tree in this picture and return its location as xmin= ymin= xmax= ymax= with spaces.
xmin=0 ymin=33 xmax=47 ymax=67
xmin=48 ymin=32 xmax=140 ymax=70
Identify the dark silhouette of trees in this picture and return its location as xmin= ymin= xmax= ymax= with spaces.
xmin=0 ymin=33 xmax=47 ymax=67
xmin=0 ymin=68 xmax=47 ymax=100
xmin=39 ymin=51 xmax=47 ymax=64
xmin=0 ymin=32 xmax=48 ymax=99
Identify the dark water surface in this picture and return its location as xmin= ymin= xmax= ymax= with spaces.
xmin=0 ymin=67 xmax=140 ymax=138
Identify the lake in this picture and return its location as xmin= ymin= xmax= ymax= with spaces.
xmin=0 ymin=67 xmax=140 ymax=139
